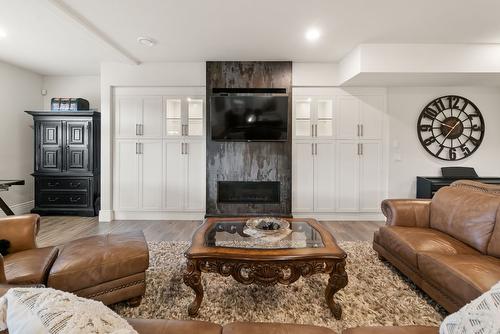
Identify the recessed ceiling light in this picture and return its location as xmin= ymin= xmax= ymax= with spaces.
xmin=305 ymin=28 xmax=321 ymax=42
xmin=0 ymin=28 xmax=7 ymax=39
xmin=137 ymin=36 xmax=156 ymax=47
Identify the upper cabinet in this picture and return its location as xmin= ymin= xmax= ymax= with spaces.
xmin=164 ymin=96 xmax=205 ymax=138
xmin=293 ymin=97 xmax=334 ymax=139
xmin=115 ymin=95 xmax=205 ymax=139
xmin=115 ymin=96 xmax=163 ymax=138
xmin=337 ymin=95 xmax=385 ymax=140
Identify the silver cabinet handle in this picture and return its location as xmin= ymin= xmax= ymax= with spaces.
xmin=311 ymin=143 xmax=314 ymax=155
xmin=360 ymin=124 xmax=364 ymax=137
xmin=357 ymin=124 xmax=360 ymax=137
xmin=357 ymin=143 xmax=360 ymax=155
xmin=360 ymin=143 xmax=363 ymax=155
xmin=185 ymin=142 xmax=188 ymax=155
xmin=140 ymin=142 xmax=144 ymax=154
xmin=181 ymin=142 xmax=184 ymax=155
xmin=136 ymin=124 xmax=140 ymax=136
xmin=311 ymin=124 xmax=314 ymax=137
xmin=140 ymin=124 xmax=144 ymax=136
xmin=314 ymin=143 xmax=318 ymax=155
xmin=136 ymin=142 xmax=140 ymax=154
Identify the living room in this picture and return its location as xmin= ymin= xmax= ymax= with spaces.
xmin=0 ymin=0 xmax=499 ymax=333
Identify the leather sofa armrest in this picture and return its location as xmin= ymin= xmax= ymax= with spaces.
xmin=381 ymin=199 xmax=431 ymax=228
xmin=0 ymin=255 xmax=6 ymax=284
xmin=0 ymin=214 xmax=40 ymax=253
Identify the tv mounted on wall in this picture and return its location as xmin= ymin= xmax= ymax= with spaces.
xmin=210 ymin=95 xmax=288 ymax=141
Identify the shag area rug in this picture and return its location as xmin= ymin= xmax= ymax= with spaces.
xmin=113 ymin=241 xmax=446 ymax=333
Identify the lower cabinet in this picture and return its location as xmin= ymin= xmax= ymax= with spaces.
xmin=293 ymin=140 xmax=384 ymax=216
xmin=114 ymin=138 xmax=205 ymax=216
xmin=292 ymin=141 xmax=335 ymax=212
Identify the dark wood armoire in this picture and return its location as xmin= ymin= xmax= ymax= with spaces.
xmin=25 ymin=111 xmax=100 ymax=216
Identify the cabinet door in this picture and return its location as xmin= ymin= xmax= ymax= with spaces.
xmin=292 ymin=142 xmax=314 ymax=212
xmin=336 ymin=141 xmax=360 ymax=212
xmin=186 ymin=98 xmax=204 ymax=137
xmin=114 ymin=140 xmax=140 ymax=209
xmin=164 ymin=140 xmax=185 ymax=210
xmin=337 ymin=97 xmax=359 ymax=140
xmin=359 ymin=141 xmax=383 ymax=212
xmin=141 ymin=140 xmax=163 ymax=209
xmin=316 ymin=99 xmax=334 ymax=138
xmin=293 ymin=99 xmax=313 ymax=138
xmin=115 ymin=96 xmax=141 ymax=138
xmin=360 ymin=95 xmax=384 ymax=140
xmin=66 ymin=121 xmax=90 ymax=172
xmin=164 ymin=98 xmax=183 ymax=137
xmin=38 ymin=121 xmax=63 ymax=173
xmin=314 ymin=142 xmax=336 ymax=212
xmin=185 ymin=141 xmax=205 ymax=211
xmin=142 ymin=97 xmax=163 ymax=138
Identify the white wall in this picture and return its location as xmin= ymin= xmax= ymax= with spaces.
xmin=42 ymin=75 xmax=100 ymax=110
xmin=388 ymin=86 xmax=500 ymax=198
xmin=0 ymin=61 xmax=43 ymax=214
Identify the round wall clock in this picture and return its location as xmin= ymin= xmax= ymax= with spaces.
xmin=417 ymin=95 xmax=485 ymax=161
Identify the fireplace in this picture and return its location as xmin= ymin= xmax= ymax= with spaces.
xmin=217 ymin=181 xmax=280 ymax=204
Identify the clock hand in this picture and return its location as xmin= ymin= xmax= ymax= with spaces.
xmin=434 ymin=119 xmax=454 ymax=129
xmin=442 ymin=121 xmax=461 ymax=141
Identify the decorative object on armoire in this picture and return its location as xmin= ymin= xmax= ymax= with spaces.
xmin=0 ymin=180 xmax=24 ymax=215
xmin=417 ymin=95 xmax=484 ymax=161
xmin=50 ymin=97 xmax=90 ymax=111
xmin=25 ymin=111 xmax=100 ymax=216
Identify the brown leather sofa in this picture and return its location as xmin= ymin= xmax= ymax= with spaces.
xmin=374 ymin=180 xmax=500 ymax=312
xmin=0 ymin=214 xmax=149 ymax=305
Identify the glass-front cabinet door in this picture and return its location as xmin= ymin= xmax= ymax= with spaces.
xmin=316 ymin=99 xmax=334 ymax=137
xmin=294 ymin=98 xmax=312 ymax=138
xmin=164 ymin=96 xmax=204 ymax=138
xmin=165 ymin=98 xmax=182 ymax=137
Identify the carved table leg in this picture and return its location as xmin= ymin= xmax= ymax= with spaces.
xmin=183 ymin=259 xmax=204 ymax=316
xmin=325 ymin=261 xmax=348 ymax=320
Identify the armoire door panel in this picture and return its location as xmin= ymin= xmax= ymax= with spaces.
xmin=141 ymin=140 xmax=163 ymax=209
xmin=360 ymin=95 xmax=384 ymax=140
xmin=337 ymin=97 xmax=359 ymax=140
xmin=142 ymin=97 xmax=163 ymax=138
xmin=164 ymin=140 xmax=185 ymax=211
xmin=185 ymin=141 xmax=205 ymax=211
xmin=40 ymin=148 xmax=62 ymax=172
xmin=115 ymin=96 xmax=141 ymax=138
xmin=292 ymin=142 xmax=314 ymax=212
xmin=41 ymin=122 xmax=62 ymax=145
xmin=67 ymin=122 xmax=86 ymax=145
xmin=67 ymin=149 xmax=87 ymax=170
xmin=115 ymin=140 xmax=140 ymax=210
xmin=66 ymin=121 xmax=90 ymax=172
xmin=314 ymin=142 xmax=336 ymax=212
xmin=360 ymin=141 xmax=383 ymax=212
xmin=337 ymin=141 xmax=360 ymax=212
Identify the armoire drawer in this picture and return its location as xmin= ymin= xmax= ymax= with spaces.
xmin=38 ymin=178 xmax=90 ymax=191
xmin=38 ymin=191 xmax=89 ymax=207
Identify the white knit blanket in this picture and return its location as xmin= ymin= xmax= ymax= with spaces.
xmin=0 ymin=287 xmax=138 ymax=334
xmin=440 ymin=281 xmax=500 ymax=334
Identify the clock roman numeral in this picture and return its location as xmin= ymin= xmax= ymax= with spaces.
xmin=423 ymin=108 xmax=438 ymax=119
xmin=423 ymin=137 xmax=436 ymax=146
xmin=469 ymin=137 xmax=480 ymax=146
xmin=419 ymin=124 xmax=432 ymax=132
xmin=432 ymin=98 xmax=446 ymax=112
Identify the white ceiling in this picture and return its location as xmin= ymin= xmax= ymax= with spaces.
xmin=1 ymin=0 xmax=500 ymax=75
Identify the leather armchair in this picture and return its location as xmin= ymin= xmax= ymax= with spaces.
xmin=0 ymin=214 xmax=58 ymax=285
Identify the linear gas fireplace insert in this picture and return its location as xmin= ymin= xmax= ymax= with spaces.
xmin=217 ymin=181 xmax=280 ymax=204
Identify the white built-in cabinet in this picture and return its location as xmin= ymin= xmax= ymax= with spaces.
xmin=113 ymin=88 xmax=205 ymax=219
xmin=292 ymin=90 xmax=387 ymax=219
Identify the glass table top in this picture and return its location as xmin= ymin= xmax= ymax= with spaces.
xmin=204 ymin=220 xmax=324 ymax=249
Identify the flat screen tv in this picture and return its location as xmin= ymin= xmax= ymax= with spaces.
xmin=210 ymin=95 xmax=288 ymax=141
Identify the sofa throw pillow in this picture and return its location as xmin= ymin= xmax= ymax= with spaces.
xmin=440 ymin=281 xmax=500 ymax=334
xmin=0 ymin=287 xmax=138 ymax=334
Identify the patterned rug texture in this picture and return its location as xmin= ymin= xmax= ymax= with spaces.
xmin=113 ymin=241 xmax=446 ymax=333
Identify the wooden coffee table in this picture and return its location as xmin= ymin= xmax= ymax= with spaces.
xmin=183 ymin=217 xmax=348 ymax=319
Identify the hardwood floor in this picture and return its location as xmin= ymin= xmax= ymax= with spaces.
xmin=36 ymin=216 xmax=384 ymax=247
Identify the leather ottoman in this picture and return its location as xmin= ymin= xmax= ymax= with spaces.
xmin=47 ymin=231 xmax=149 ymax=305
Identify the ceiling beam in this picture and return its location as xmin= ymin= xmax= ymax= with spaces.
xmin=46 ymin=0 xmax=141 ymax=65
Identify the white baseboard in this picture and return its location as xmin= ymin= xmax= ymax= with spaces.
xmin=0 ymin=200 xmax=34 ymax=217
xmin=98 ymin=210 xmax=114 ymax=222
xmin=292 ymin=212 xmax=385 ymax=221
xmin=112 ymin=210 xmax=205 ymax=221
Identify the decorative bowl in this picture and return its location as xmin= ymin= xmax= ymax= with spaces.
xmin=245 ymin=217 xmax=290 ymax=231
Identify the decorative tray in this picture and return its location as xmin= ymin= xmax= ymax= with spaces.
xmin=243 ymin=217 xmax=291 ymax=242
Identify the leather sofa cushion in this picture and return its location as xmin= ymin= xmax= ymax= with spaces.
xmin=4 ymin=247 xmax=58 ymax=285
xmin=418 ymin=252 xmax=500 ymax=303
xmin=378 ymin=226 xmax=478 ymax=268
xmin=343 ymin=326 xmax=438 ymax=334
xmin=48 ymin=231 xmax=149 ymax=292
xmin=430 ymin=187 xmax=500 ymax=253
xmin=223 ymin=322 xmax=335 ymax=334
xmin=127 ymin=318 xmax=222 ymax=334
xmin=486 ymin=208 xmax=500 ymax=257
